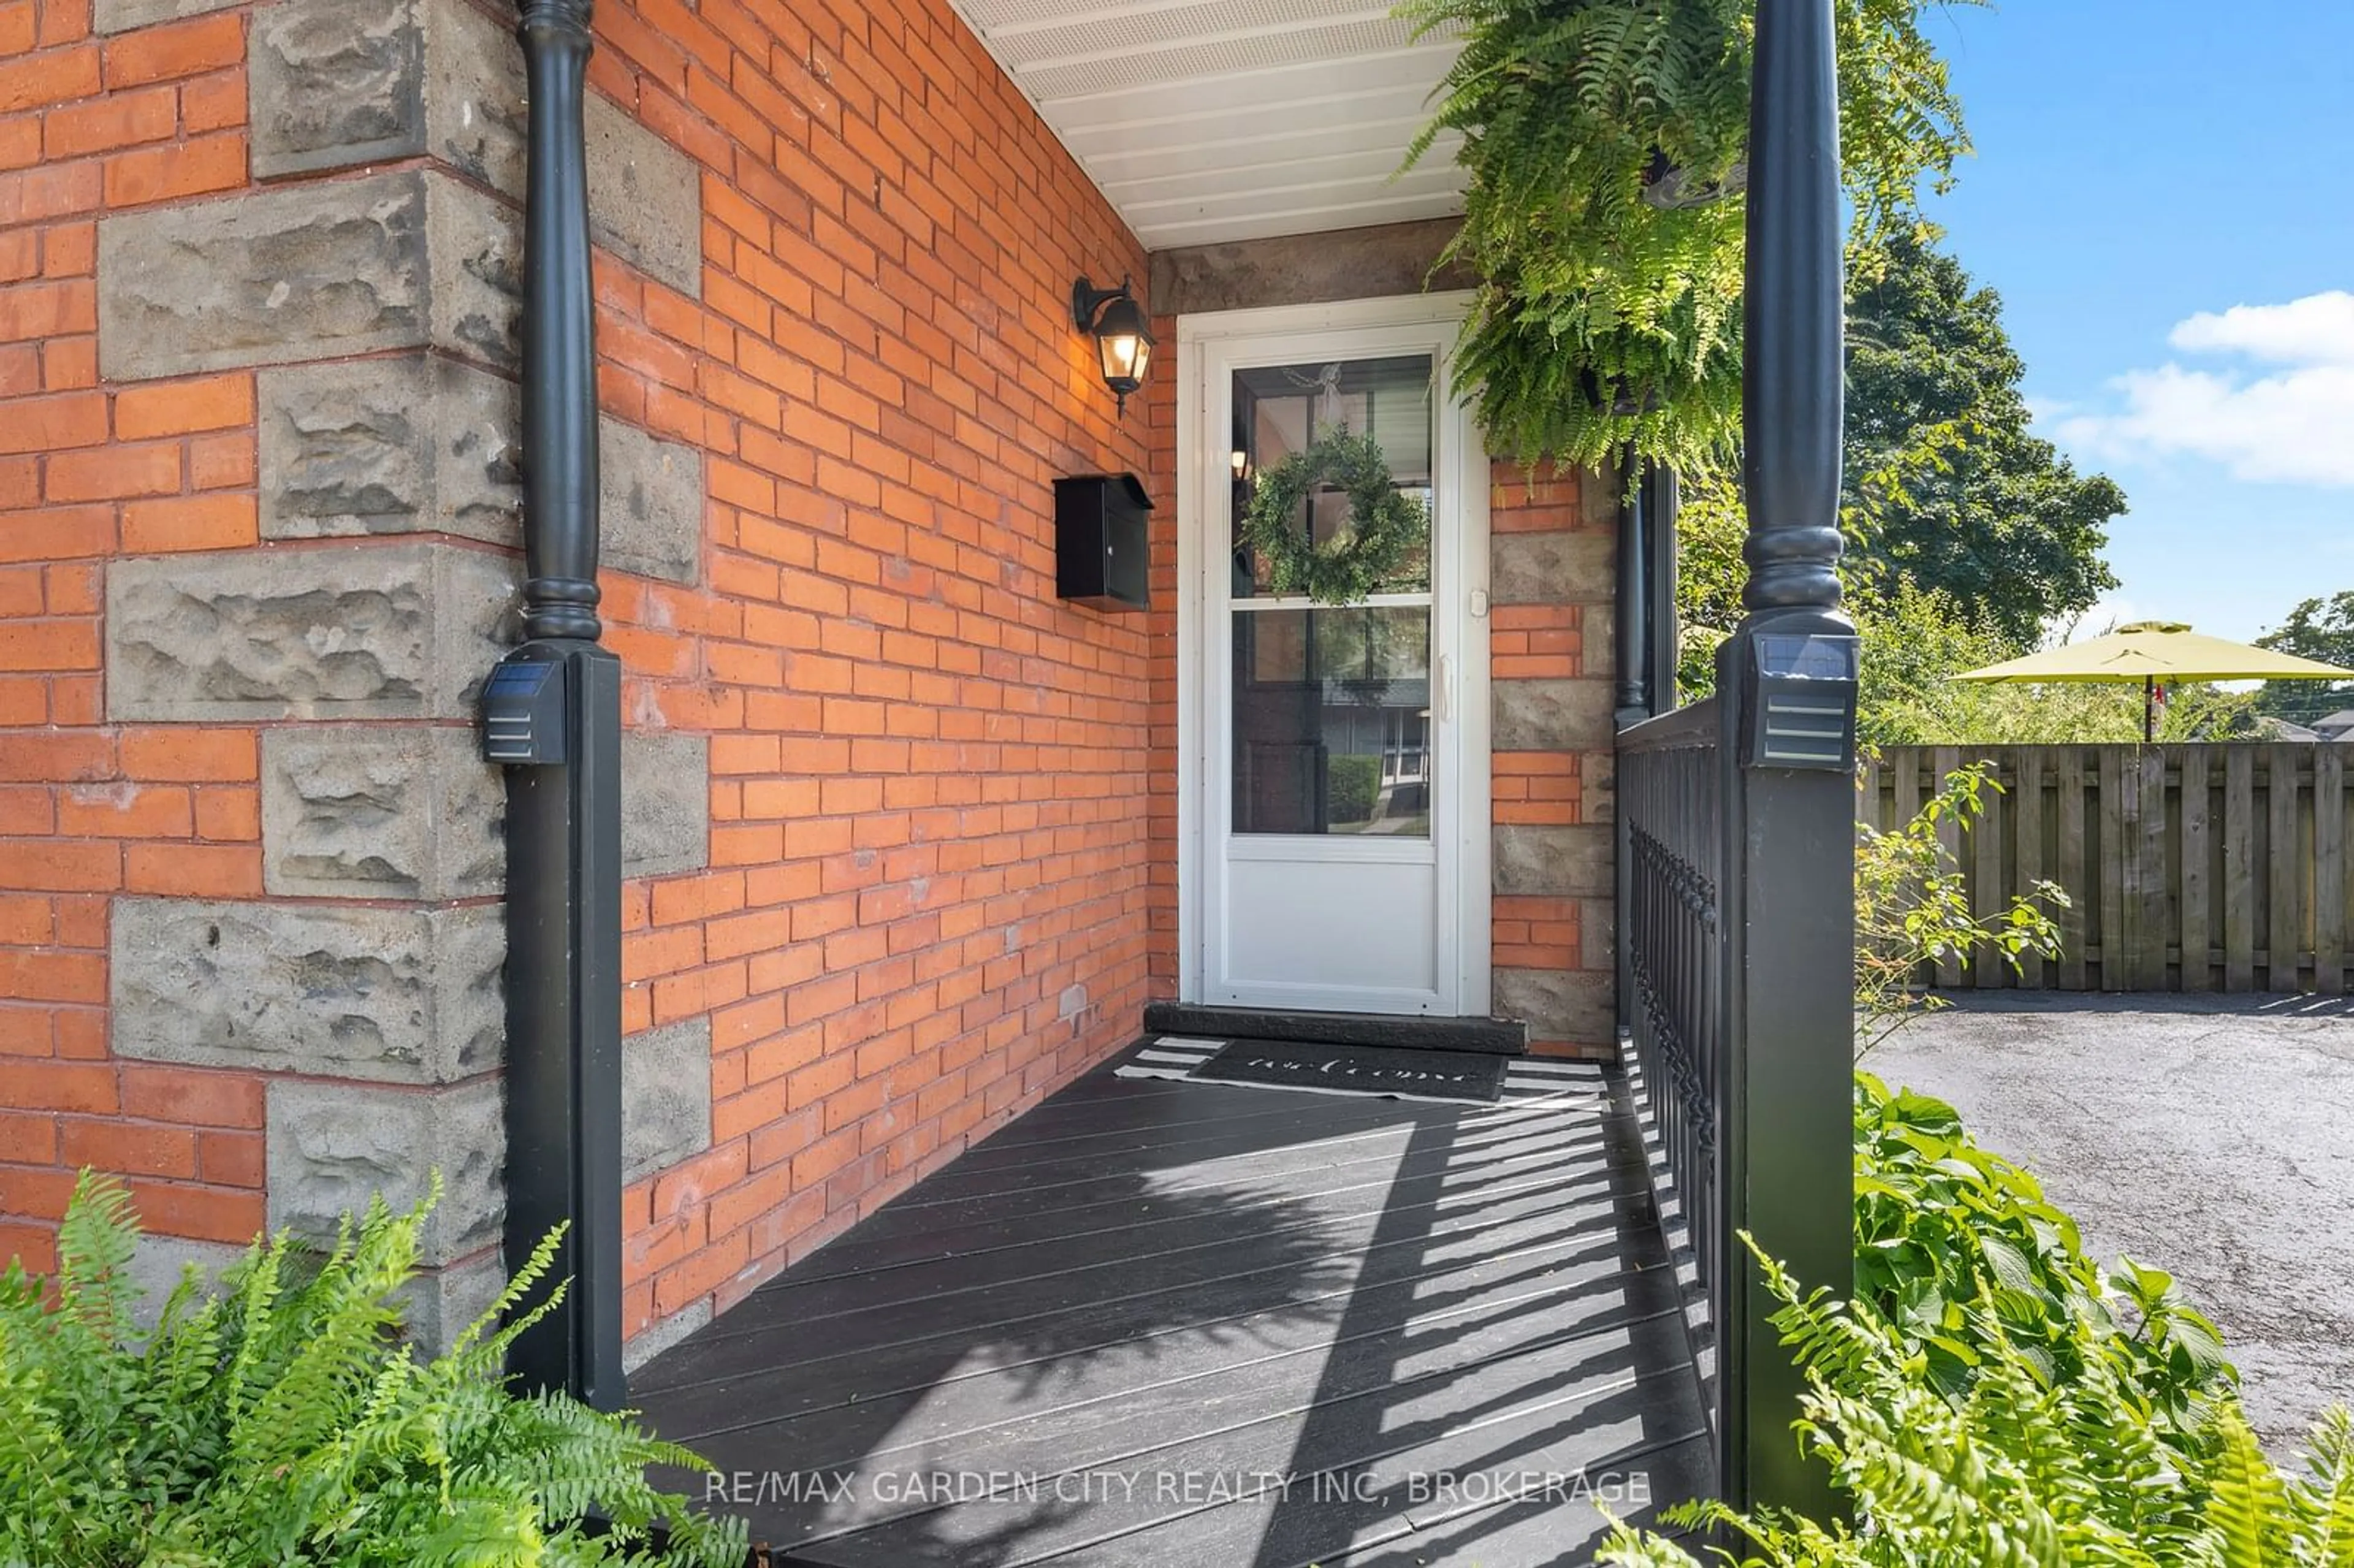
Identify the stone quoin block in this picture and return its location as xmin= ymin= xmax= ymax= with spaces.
xmin=1493 ymin=968 xmax=1615 ymax=1045
xmin=261 ymin=726 xmax=503 ymax=900
xmin=584 ymin=94 xmax=703 ymax=299
xmin=257 ymin=355 xmax=520 ymax=543
xmin=248 ymin=0 xmax=424 ymax=179
xmin=622 ymin=1017 xmax=713 ymax=1186
xmin=245 ymin=0 xmax=696 ymax=294
xmin=600 ymin=415 xmax=705 ymax=585
xmin=259 ymin=728 xmax=705 ymax=896
xmin=1582 ymin=749 xmax=1617 ymax=824
xmin=622 ymin=732 xmax=711 ymax=878
xmin=249 ymin=0 xmax=527 ymax=188
xmin=1490 ymin=531 xmax=1614 ymax=606
xmin=1493 ymin=823 xmax=1615 ymax=899
xmin=399 ymin=1250 xmax=506 ymax=1357
xmin=257 ymin=362 xmax=699 ymax=578
xmin=1579 ymin=896 xmax=1616 ymax=968
xmin=110 ymin=899 xmax=503 ymax=1084
xmin=426 ymin=174 xmax=524 ymax=371
xmin=126 ymin=1236 xmax=245 ymax=1326
xmin=267 ymin=1076 xmax=504 ymax=1266
xmin=92 ymin=0 xmax=238 ymax=32
xmin=1493 ymin=678 xmax=1615 ymax=753
xmin=97 ymin=170 xmax=520 ymax=382
xmin=106 ymin=542 xmax=516 ymax=722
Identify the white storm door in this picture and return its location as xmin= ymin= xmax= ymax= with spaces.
xmin=1181 ymin=302 xmax=1490 ymax=1018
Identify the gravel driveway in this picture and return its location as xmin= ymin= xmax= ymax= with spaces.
xmin=1867 ymin=991 xmax=2354 ymax=1458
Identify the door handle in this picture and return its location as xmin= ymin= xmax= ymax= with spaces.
xmin=1436 ymin=653 xmax=1453 ymax=723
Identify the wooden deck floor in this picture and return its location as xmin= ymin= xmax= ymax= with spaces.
xmin=633 ymin=1040 xmax=1715 ymax=1566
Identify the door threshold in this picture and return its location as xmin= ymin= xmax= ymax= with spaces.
xmin=1143 ymin=1002 xmax=1528 ymax=1057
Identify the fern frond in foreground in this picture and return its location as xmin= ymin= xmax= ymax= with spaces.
xmin=1594 ymin=1083 xmax=2354 ymax=1567
xmin=0 ymin=1171 xmax=748 ymax=1568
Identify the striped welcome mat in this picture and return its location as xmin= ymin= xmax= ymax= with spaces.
xmin=1115 ymin=1036 xmax=1603 ymax=1105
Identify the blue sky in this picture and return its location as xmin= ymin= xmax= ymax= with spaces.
xmin=1921 ymin=0 xmax=2354 ymax=642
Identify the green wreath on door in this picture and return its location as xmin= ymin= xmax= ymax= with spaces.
xmin=1240 ymin=427 xmax=1430 ymax=606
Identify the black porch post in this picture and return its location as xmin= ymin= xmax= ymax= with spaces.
xmin=489 ymin=0 xmax=627 ymax=1409
xmin=1615 ymin=459 xmax=1653 ymax=731
xmin=1715 ymin=0 xmax=1857 ymax=1515
xmin=1643 ymin=464 xmax=1680 ymax=715
xmin=1615 ymin=460 xmax=1685 ymax=731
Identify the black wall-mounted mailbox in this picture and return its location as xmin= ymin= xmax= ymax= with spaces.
xmin=1055 ymin=473 xmax=1152 ymax=612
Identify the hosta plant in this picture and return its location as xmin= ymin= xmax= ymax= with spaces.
xmin=0 ymin=1172 xmax=747 ymax=1567
xmin=1851 ymin=1072 xmax=2231 ymax=1450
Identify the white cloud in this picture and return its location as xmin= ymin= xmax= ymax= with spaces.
xmin=2051 ymin=291 xmax=2354 ymax=488
xmin=2168 ymin=291 xmax=2354 ymax=365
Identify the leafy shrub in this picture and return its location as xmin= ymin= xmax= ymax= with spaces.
xmin=1325 ymin=753 xmax=1381 ymax=824
xmin=1596 ymin=1079 xmax=2354 ymax=1567
xmin=0 ymin=1172 xmax=747 ymax=1567
xmin=1852 ymin=1073 xmax=2230 ymax=1443
xmin=1855 ymin=761 xmax=2066 ymax=1051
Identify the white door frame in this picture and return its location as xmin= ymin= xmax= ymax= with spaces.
xmin=1175 ymin=292 xmax=1491 ymax=1015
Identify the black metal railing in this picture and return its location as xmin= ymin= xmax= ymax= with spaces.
xmin=1617 ymin=700 xmax=1729 ymax=1418
xmin=1622 ymin=718 xmax=1723 ymax=1288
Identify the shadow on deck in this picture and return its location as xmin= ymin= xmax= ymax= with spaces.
xmin=633 ymin=1040 xmax=1715 ymax=1566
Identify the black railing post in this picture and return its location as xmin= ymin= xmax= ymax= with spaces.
xmin=1716 ymin=0 xmax=1857 ymax=1517
xmin=491 ymin=0 xmax=625 ymax=1410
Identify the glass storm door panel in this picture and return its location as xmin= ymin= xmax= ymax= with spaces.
xmin=1203 ymin=341 xmax=1474 ymax=1016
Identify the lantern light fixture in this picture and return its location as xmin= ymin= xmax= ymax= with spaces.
xmin=1073 ymin=275 xmax=1153 ymax=416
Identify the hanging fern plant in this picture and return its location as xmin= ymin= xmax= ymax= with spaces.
xmin=1401 ymin=0 xmax=1980 ymax=476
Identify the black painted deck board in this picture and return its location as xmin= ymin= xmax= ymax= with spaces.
xmin=636 ymin=1153 xmax=1650 ymax=1388
xmin=638 ymin=1188 xmax=1647 ymax=1412
xmin=634 ymin=1048 xmax=1712 ymax=1564
xmin=741 ymin=1121 xmax=1609 ymax=1306
xmin=793 ymin=1114 xmax=1613 ymax=1280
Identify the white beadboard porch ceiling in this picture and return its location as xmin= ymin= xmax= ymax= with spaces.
xmin=948 ymin=0 xmax=1465 ymax=250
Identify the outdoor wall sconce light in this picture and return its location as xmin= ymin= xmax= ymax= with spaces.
xmin=1073 ymin=276 xmax=1153 ymax=415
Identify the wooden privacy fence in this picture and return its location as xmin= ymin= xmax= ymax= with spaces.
xmin=1861 ymin=745 xmax=2354 ymax=994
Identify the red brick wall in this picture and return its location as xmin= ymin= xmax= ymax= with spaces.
xmin=582 ymin=0 xmax=1167 ymax=1335
xmin=0 ymin=0 xmax=1171 ymax=1342
xmin=0 ymin=3 xmax=266 ymax=1273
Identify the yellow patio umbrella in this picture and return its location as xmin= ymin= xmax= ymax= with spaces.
xmin=1952 ymin=620 xmax=2354 ymax=742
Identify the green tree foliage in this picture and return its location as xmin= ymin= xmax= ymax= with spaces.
xmin=1598 ymin=1080 xmax=2354 ymax=1567
xmin=1845 ymin=234 xmax=2125 ymax=650
xmin=1678 ymin=479 xmax=2243 ymax=744
xmin=1674 ymin=234 xmax=2128 ymax=690
xmin=1401 ymin=0 xmax=1976 ymax=473
xmin=2255 ymin=592 xmax=2354 ymax=726
xmin=0 ymin=1172 xmax=747 ymax=1568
